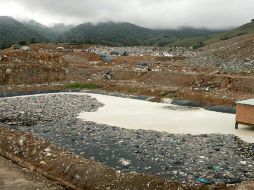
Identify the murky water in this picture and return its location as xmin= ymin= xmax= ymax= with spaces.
xmin=78 ymin=93 xmax=254 ymax=143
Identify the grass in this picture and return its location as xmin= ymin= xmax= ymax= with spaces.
xmin=65 ymin=83 xmax=98 ymax=89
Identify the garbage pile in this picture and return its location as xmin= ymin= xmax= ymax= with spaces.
xmin=87 ymin=46 xmax=195 ymax=57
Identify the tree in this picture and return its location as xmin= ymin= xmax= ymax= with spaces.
xmin=251 ymin=19 xmax=254 ymax=22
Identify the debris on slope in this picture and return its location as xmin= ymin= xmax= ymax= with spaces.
xmin=188 ymin=34 xmax=254 ymax=73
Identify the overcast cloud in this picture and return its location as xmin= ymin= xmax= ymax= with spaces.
xmin=0 ymin=0 xmax=253 ymax=29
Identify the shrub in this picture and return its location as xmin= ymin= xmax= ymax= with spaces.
xmin=18 ymin=41 xmax=27 ymax=45
xmin=193 ymin=41 xmax=204 ymax=49
xmin=220 ymin=36 xmax=230 ymax=41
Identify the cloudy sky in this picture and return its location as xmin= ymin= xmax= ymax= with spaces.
xmin=0 ymin=0 xmax=253 ymax=29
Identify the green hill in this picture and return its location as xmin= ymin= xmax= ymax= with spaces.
xmin=145 ymin=27 xmax=222 ymax=47
xmin=23 ymin=20 xmax=74 ymax=41
xmin=0 ymin=16 xmax=48 ymax=49
xmin=22 ymin=19 xmax=57 ymax=41
xmin=61 ymin=22 xmax=153 ymax=46
xmin=62 ymin=22 xmax=223 ymax=47
xmin=205 ymin=20 xmax=254 ymax=45
xmin=4 ymin=17 xmax=253 ymax=49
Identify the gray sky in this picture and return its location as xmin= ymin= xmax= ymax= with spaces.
xmin=0 ymin=0 xmax=253 ymax=29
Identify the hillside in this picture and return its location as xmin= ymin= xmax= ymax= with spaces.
xmin=22 ymin=19 xmax=57 ymax=41
xmin=2 ymin=17 xmax=254 ymax=49
xmin=0 ymin=16 xmax=48 ymax=48
xmin=205 ymin=20 xmax=254 ymax=45
xmin=187 ymin=20 xmax=254 ymax=73
xmin=62 ymin=22 xmax=223 ymax=47
xmin=188 ymin=33 xmax=254 ymax=72
xmin=145 ymin=27 xmax=222 ymax=47
xmin=61 ymin=22 xmax=153 ymax=46
xmin=23 ymin=20 xmax=75 ymax=41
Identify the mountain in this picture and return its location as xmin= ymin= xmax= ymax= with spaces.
xmin=22 ymin=19 xmax=56 ymax=40
xmin=0 ymin=16 xmax=48 ymax=48
xmin=3 ymin=17 xmax=254 ymax=49
xmin=62 ymin=22 xmax=153 ymax=46
xmin=144 ymin=27 xmax=223 ymax=47
xmin=205 ymin=20 xmax=254 ymax=45
xmin=62 ymin=22 xmax=224 ymax=47
xmin=23 ymin=20 xmax=74 ymax=41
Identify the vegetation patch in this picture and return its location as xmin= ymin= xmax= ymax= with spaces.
xmin=65 ymin=82 xmax=98 ymax=89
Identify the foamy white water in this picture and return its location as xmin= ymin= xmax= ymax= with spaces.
xmin=78 ymin=93 xmax=254 ymax=143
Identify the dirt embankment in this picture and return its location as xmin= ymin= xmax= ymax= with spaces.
xmin=92 ymin=70 xmax=254 ymax=106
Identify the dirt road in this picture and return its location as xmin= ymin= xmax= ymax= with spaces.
xmin=0 ymin=156 xmax=64 ymax=190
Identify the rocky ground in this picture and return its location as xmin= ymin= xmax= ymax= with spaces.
xmin=1 ymin=93 xmax=254 ymax=186
xmin=0 ymin=93 xmax=102 ymax=126
xmin=188 ymin=34 xmax=254 ymax=73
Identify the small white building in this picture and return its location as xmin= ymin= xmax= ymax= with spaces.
xmin=57 ymin=47 xmax=64 ymax=52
